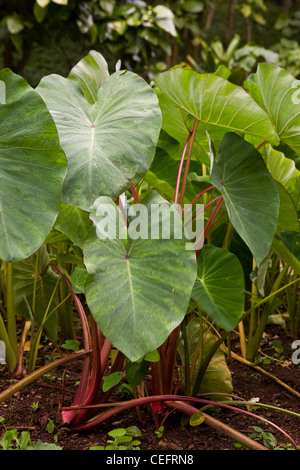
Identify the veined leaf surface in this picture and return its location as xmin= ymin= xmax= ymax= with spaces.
xmin=192 ymin=245 xmax=244 ymax=331
xmin=0 ymin=69 xmax=67 ymax=262
xmin=245 ymin=63 xmax=300 ymax=155
xmin=211 ymin=132 xmax=279 ymax=266
xmin=83 ymin=197 xmax=197 ymax=361
xmin=155 ymin=67 xmax=279 ymax=152
xmin=37 ymin=52 xmax=162 ymax=211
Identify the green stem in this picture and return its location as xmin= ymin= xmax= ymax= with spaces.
xmin=222 ymin=220 xmax=235 ymax=251
xmin=28 ymin=278 xmax=67 ymax=373
xmin=4 ymin=262 xmax=17 ymax=356
xmin=181 ymin=318 xmax=190 ymax=396
xmin=207 ymin=400 xmax=300 ymax=419
xmin=32 ymin=250 xmax=39 ymax=316
xmin=246 ymin=264 xmax=290 ymax=362
xmin=242 ymin=273 xmax=300 ymax=320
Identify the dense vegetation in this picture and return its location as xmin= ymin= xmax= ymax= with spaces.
xmin=1 ymin=0 xmax=300 ymax=85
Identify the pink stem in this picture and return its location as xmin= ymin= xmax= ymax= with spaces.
xmin=195 ymin=197 xmax=224 ymax=256
xmin=185 ymin=195 xmax=223 ymax=227
xmin=174 ymin=133 xmax=192 ymax=203
xmin=182 ymin=185 xmax=215 ymax=216
xmin=131 ymin=184 xmax=139 ymax=204
xmin=179 ymin=120 xmax=200 ymax=207
xmin=63 ymin=394 xmax=297 ymax=448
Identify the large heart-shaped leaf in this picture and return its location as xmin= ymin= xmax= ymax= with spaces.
xmin=244 ymin=63 xmax=300 ymax=155
xmin=83 ymin=197 xmax=197 ymax=361
xmin=0 ymin=69 xmax=67 ymax=262
xmin=191 ymin=245 xmax=244 ymax=331
xmin=37 ymin=52 xmax=162 ymax=211
xmin=211 ymin=132 xmax=279 ymax=267
xmin=155 ymin=67 xmax=279 ymax=154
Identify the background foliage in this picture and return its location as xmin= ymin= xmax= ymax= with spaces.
xmin=1 ymin=0 xmax=300 ymax=87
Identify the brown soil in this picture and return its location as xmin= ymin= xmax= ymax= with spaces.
xmin=0 ymin=325 xmax=299 ymax=451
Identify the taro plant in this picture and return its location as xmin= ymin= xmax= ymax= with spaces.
xmin=0 ymin=68 xmax=67 ymax=373
xmin=0 ymin=50 xmax=299 ymax=450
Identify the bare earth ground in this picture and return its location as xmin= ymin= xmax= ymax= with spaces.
xmin=0 ymin=325 xmax=299 ymax=452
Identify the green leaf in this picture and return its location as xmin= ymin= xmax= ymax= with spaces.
xmin=45 ymin=419 xmax=55 ymax=434
xmin=271 ymin=182 xmax=300 ymax=272
xmin=33 ymin=440 xmax=62 ymax=450
xmin=54 ymin=203 xmax=92 ymax=249
xmin=36 ymin=0 xmax=51 ymax=7
xmin=102 ymin=371 xmax=124 ymax=392
xmin=280 ymin=230 xmax=300 ymax=260
xmin=272 ymin=236 xmax=300 ymax=275
xmin=51 ymin=0 xmax=68 ymax=5
xmin=37 ymin=52 xmax=161 ymax=211
xmin=126 ymin=359 xmax=150 ymax=386
xmin=68 ymin=50 xmax=109 ymax=104
xmin=61 ymin=339 xmax=79 ymax=351
xmin=5 ymin=15 xmax=24 ymax=34
xmin=153 ymin=5 xmax=177 ymax=37
xmin=33 ymin=4 xmax=48 ymax=23
xmin=126 ymin=426 xmax=142 ymax=438
xmin=275 ymin=182 xmax=299 ymax=236
xmin=84 ymin=197 xmax=197 ymax=361
xmin=0 ymin=69 xmax=67 ymax=262
xmin=182 ymin=1 xmax=204 ymax=13
xmin=144 ymin=349 xmax=160 ymax=362
xmin=211 ymin=132 xmax=279 ymax=266
xmin=108 ymin=428 xmax=126 ymax=438
xmin=265 ymin=144 xmax=300 ymax=188
xmin=245 ymin=63 xmax=300 ymax=155
xmin=155 ymin=67 xmax=279 ymax=152
xmin=66 ymin=266 xmax=88 ymax=294
xmin=192 ymin=245 xmax=244 ymax=331
xmin=189 ymin=411 xmax=206 ymax=426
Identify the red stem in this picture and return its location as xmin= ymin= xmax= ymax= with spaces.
xmin=131 ymin=185 xmax=139 ymax=204
xmin=195 ymin=197 xmax=224 ymax=256
xmin=63 ymin=394 xmax=297 ymax=449
xmin=179 ymin=120 xmax=200 ymax=207
xmin=256 ymin=140 xmax=268 ymax=151
xmin=71 ymin=317 xmax=103 ymax=426
xmin=174 ymin=133 xmax=192 ymax=203
xmin=182 ymin=185 xmax=215 ymax=216
xmin=185 ymin=195 xmax=223 ymax=227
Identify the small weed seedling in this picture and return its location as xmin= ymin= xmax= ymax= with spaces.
xmin=46 ymin=419 xmax=68 ymax=443
xmin=0 ymin=403 xmax=62 ymax=450
xmin=89 ymin=426 xmax=142 ymax=450
xmin=249 ymin=426 xmax=278 ymax=449
xmin=274 ymin=442 xmax=300 ymax=450
xmin=154 ymin=426 xmax=165 ymax=439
